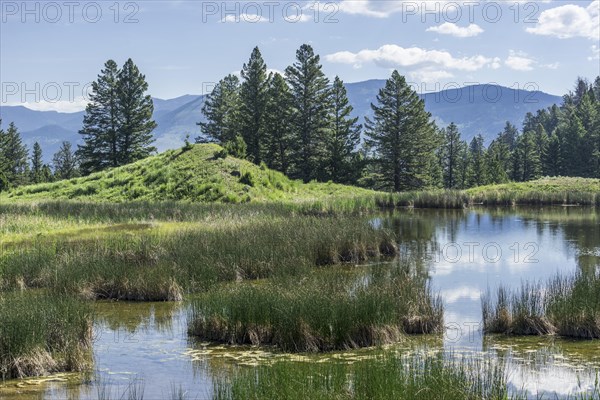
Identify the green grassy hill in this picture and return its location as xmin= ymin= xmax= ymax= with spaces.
xmin=3 ymin=144 xmax=375 ymax=203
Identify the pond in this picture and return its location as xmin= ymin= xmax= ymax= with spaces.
xmin=2 ymin=207 xmax=600 ymax=399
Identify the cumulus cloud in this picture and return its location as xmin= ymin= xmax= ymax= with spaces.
xmin=426 ymin=23 xmax=484 ymax=37
xmin=409 ymin=68 xmax=454 ymax=83
xmin=325 ymin=44 xmax=495 ymax=71
xmin=505 ymin=51 xmax=535 ymax=71
xmin=220 ymin=13 xmax=268 ymax=23
xmin=338 ymin=0 xmax=457 ymax=18
xmin=526 ymin=0 xmax=599 ymax=39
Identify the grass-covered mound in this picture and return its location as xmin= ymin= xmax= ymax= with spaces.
xmin=0 ymin=292 xmax=92 ymax=379
xmin=189 ymin=266 xmax=443 ymax=352
xmin=3 ymin=144 xmax=375 ymax=203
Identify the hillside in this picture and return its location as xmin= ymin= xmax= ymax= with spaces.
xmin=0 ymin=82 xmax=562 ymax=161
xmin=3 ymin=144 xmax=375 ymax=203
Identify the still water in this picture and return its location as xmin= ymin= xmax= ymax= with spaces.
xmin=2 ymin=207 xmax=600 ymax=399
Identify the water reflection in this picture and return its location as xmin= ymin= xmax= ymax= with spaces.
xmin=2 ymin=207 xmax=600 ymax=399
xmin=380 ymin=207 xmax=600 ymax=397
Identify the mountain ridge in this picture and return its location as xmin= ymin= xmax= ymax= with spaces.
xmin=0 ymin=82 xmax=562 ymax=162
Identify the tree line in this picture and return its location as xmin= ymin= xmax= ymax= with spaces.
xmin=1 ymin=46 xmax=599 ymax=193
xmin=0 ymin=124 xmax=79 ymax=191
xmin=199 ymin=45 xmax=600 ymax=192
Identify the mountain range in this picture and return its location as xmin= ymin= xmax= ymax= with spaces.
xmin=0 ymin=81 xmax=562 ymax=162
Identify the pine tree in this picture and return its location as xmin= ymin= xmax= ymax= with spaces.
xmin=544 ymin=133 xmax=561 ymax=176
xmin=593 ymin=76 xmax=600 ymax=101
xmin=30 ymin=142 xmax=44 ymax=183
xmin=498 ymin=121 xmax=519 ymax=151
xmin=263 ymin=73 xmax=294 ymax=174
xmin=467 ymin=134 xmax=487 ymax=187
xmin=516 ymin=131 xmax=542 ymax=181
xmin=365 ymin=70 xmax=439 ymax=192
xmin=558 ymin=107 xmax=586 ymax=176
xmin=52 ymin=141 xmax=79 ymax=180
xmin=0 ymin=122 xmax=29 ymax=187
xmin=239 ymin=47 xmax=269 ymax=164
xmin=117 ymin=58 xmax=157 ymax=165
xmin=78 ymin=60 xmax=121 ymax=174
xmin=441 ymin=122 xmax=461 ymax=188
xmin=323 ymin=76 xmax=361 ymax=183
xmin=285 ymin=44 xmax=331 ymax=182
xmin=197 ymin=74 xmax=241 ymax=145
xmin=455 ymin=141 xmax=470 ymax=189
xmin=486 ymin=140 xmax=509 ymax=184
xmin=0 ymin=121 xmax=8 ymax=191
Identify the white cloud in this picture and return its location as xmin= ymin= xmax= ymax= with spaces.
xmin=526 ymin=0 xmax=599 ymax=40
xmin=590 ymin=45 xmax=600 ymax=60
xmin=325 ymin=44 xmax=494 ymax=71
xmin=490 ymin=57 xmax=502 ymax=69
xmin=541 ymin=62 xmax=560 ymax=69
xmin=409 ymin=68 xmax=454 ymax=83
xmin=505 ymin=51 xmax=535 ymax=71
xmin=7 ymin=98 xmax=89 ymax=113
xmin=338 ymin=0 xmax=404 ymax=18
xmin=426 ymin=23 xmax=484 ymax=38
xmin=338 ymin=0 xmax=456 ymax=18
xmin=220 ymin=13 xmax=268 ymax=23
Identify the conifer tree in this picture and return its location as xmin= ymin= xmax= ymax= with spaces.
xmin=467 ymin=134 xmax=487 ymax=187
xmin=239 ymin=47 xmax=269 ymax=164
xmin=78 ymin=59 xmax=156 ymax=173
xmin=78 ymin=60 xmax=121 ymax=174
xmin=441 ymin=122 xmax=461 ymax=189
xmin=516 ymin=131 xmax=542 ymax=181
xmin=197 ymin=74 xmax=241 ymax=145
xmin=52 ymin=141 xmax=79 ymax=180
xmin=544 ymin=133 xmax=561 ymax=176
xmin=285 ymin=44 xmax=331 ymax=182
xmin=30 ymin=142 xmax=44 ymax=183
xmin=263 ymin=73 xmax=294 ymax=174
xmin=0 ymin=122 xmax=29 ymax=187
xmin=323 ymin=76 xmax=361 ymax=183
xmin=365 ymin=70 xmax=439 ymax=191
xmin=117 ymin=58 xmax=157 ymax=164
xmin=486 ymin=140 xmax=509 ymax=184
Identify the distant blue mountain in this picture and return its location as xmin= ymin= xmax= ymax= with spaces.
xmin=0 ymin=81 xmax=562 ymax=162
xmin=345 ymin=80 xmax=562 ymax=142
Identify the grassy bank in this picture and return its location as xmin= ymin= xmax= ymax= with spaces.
xmin=0 ymin=292 xmax=92 ymax=379
xmin=212 ymin=353 xmax=508 ymax=400
xmin=2 ymin=143 xmax=599 ymax=210
xmin=189 ymin=266 xmax=442 ymax=352
xmin=482 ymin=271 xmax=600 ymax=339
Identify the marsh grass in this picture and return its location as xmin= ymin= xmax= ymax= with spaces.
xmin=0 ymin=292 xmax=93 ymax=379
xmin=483 ymin=271 xmax=600 ymax=338
xmin=546 ymin=272 xmax=600 ymax=339
xmin=212 ymin=353 xmax=508 ymax=400
xmin=188 ymin=266 xmax=442 ymax=352
xmin=0 ymin=215 xmax=397 ymax=301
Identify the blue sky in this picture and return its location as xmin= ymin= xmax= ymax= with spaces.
xmin=1 ymin=0 xmax=598 ymax=112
